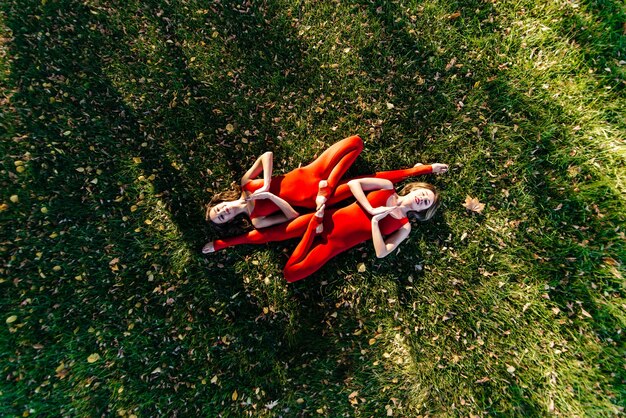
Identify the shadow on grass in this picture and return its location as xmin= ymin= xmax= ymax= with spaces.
xmin=483 ymin=74 xmax=625 ymax=402
xmin=0 ymin=0 xmax=344 ymax=414
xmin=557 ymin=0 xmax=626 ymax=91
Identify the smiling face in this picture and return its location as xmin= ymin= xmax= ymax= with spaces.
xmin=406 ymin=188 xmax=436 ymax=212
xmin=208 ymin=200 xmax=246 ymax=224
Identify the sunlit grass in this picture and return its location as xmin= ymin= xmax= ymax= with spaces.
xmin=1 ymin=0 xmax=624 ymax=416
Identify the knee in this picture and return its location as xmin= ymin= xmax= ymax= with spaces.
xmin=347 ymin=135 xmax=363 ymax=152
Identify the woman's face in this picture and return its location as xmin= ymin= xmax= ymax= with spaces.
xmin=406 ymin=188 xmax=435 ymax=212
xmin=209 ymin=200 xmax=245 ymax=224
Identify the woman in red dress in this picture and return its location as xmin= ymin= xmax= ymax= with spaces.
xmin=207 ymin=135 xmax=448 ymax=229
xmin=206 ymin=135 xmax=364 ymax=229
xmin=203 ymin=178 xmax=440 ymax=282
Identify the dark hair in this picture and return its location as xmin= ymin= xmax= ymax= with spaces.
xmin=398 ymin=182 xmax=440 ymax=221
xmin=205 ymin=184 xmax=253 ymax=236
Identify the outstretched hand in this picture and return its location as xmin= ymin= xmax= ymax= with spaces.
xmin=202 ymin=241 xmax=215 ymax=254
xmin=432 ymin=163 xmax=449 ymax=173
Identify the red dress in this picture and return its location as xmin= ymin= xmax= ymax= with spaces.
xmin=242 ymin=135 xmax=433 ymax=217
xmin=244 ymin=135 xmax=363 ymax=217
xmin=212 ymin=189 xmax=407 ymax=282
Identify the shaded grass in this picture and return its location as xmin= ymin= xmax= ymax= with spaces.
xmin=1 ymin=0 xmax=624 ymax=416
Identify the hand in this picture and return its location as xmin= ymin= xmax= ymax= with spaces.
xmin=370 ymin=205 xmax=396 ymax=216
xmin=202 ymin=241 xmax=215 ymax=254
xmin=255 ymin=184 xmax=270 ymax=194
xmin=246 ymin=191 xmax=273 ymax=201
xmin=432 ymin=163 xmax=448 ymax=174
xmin=371 ymin=211 xmax=391 ymax=223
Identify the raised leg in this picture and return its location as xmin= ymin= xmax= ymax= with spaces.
xmin=309 ymin=135 xmax=364 ymax=196
xmin=283 ymin=215 xmax=336 ymax=282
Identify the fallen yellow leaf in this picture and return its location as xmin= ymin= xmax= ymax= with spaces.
xmin=87 ymin=353 xmax=100 ymax=363
xmin=463 ymin=196 xmax=485 ymax=213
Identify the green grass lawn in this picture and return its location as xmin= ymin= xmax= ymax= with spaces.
xmin=1 ymin=0 xmax=624 ymax=416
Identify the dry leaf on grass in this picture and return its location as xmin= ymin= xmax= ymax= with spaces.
xmin=87 ymin=353 xmax=100 ymax=363
xmin=463 ymin=196 xmax=485 ymax=213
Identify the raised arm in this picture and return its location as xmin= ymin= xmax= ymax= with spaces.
xmin=347 ymin=178 xmax=395 ymax=215
xmin=241 ymin=151 xmax=273 ymax=192
xmin=328 ymin=163 xmax=447 ymax=207
xmin=371 ymin=214 xmax=411 ymax=258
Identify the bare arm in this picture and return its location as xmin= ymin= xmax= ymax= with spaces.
xmin=248 ymin=191 xmax=299 ymax=228
xmin=241 ymin=151 xmax=273 ymax=192
xmin=371 ymin=216 xmax=411 ymax=258
xmin=347 ymin=178 xmax=395 ymax=215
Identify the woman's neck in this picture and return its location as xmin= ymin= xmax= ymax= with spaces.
xmin=386 ymin=194 xmax=408 ymax=218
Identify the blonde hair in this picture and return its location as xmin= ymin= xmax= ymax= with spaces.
xmin=398 ymin=182 xmax=440 ymax=221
